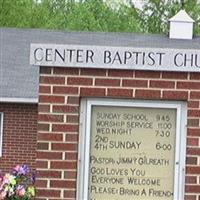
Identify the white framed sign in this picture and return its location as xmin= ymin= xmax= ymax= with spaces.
xmin=77 ymin=98 xmax=187 ymax=200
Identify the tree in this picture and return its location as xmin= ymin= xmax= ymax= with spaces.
xmin=138 ymin=0 xmax=200 ymax=35
xmin=0 ymin=0 xmax=141 ymax=32
xmin=139 ymin=0 xmax=181 ymax=34
xmin=182 ymin=0 xmax=200 ymax=34
xmin=1 ymin=0 xmax=33 ymax=27
xmin=1 ymin=0 xmax=200 ymax=35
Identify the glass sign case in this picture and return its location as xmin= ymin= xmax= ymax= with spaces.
xmin=77 ymin=99 xmax=187 ymax=200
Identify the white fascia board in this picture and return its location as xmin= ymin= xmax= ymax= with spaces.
xmin=0 ymin=97 xmax=38 ymax=104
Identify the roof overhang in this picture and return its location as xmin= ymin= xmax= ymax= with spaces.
xmin=0 ymin=97 xmax=38 ymax=104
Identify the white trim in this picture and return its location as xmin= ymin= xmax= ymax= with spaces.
xmin=77 ymin=98 xmax=187 ymax=200
xmin=0 ymin=113 xmax=4 ymax=157
xmin=0 ymin=97 xmax=38 ymax=104
xmin=179 ymin=103 xmax=187 ymax=200
xmin=77 ymin=99 xmax=87 ymax=200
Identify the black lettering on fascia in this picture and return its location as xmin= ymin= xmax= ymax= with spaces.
xmin=174 ymin=53 xmax=183 ymax=67
xmin=184 ymin=54 xmax=193 ymax=67
xmin=76 ymin=49 xmax=84 ymax=63
xmin=66 ymin=49 xmax=75 ymax=62
xmin=132 ymin=52 xmax=142 ymax=65
xmin=104 ymin=50 xmax=112 ymax=64
xmin=195 ymin=54 xmax=200 ymax=68
xmin=55 ymin=49 xmax=65 ymax=62
xmin=156 ymin=52 xmax=165 ymax=65
xmin=147 ymin=52 xmax=155 ymax=66
xmin=34 ymin=48 xmax=43 ymax=62
xmin=142 ymin=52 xmax=147 ymax=65
xmin=86 ymin=50 xmax=94 ymax=63
xmin=45 ymin=48 xmax=53 ymax=62
xmin=112 ymin=51 xmax=122 ymax=64
xmin=124 ymin=51 xmax=132 ymax=64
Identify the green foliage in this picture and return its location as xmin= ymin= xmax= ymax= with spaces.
xmin=138 ymin=0 xmax=200 ymax=35
xmin=139 ymin=0 xmax=181 ymax=34
xmin=1 ymin=0 xmax=200 ymax=35
xmin=1 ymin=0 xmax=33 ymax=27
xmin=183 ymin=0 xmax=200 ymax=35
xmin=0 ymin=0 xmax=141 ymax=32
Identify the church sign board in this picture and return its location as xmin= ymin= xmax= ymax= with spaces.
xmin=77 ymin=99 xmax=187 ymax=200
xmin=30 ymin=43 xmax=200 ymax=72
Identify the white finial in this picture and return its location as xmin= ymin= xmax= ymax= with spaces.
xmin=169 ymin=10 xmax=194 ymax=39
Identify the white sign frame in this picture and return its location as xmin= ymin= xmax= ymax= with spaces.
xmin=0 ymin=113 xmax=4 ymax=157
xmin=77 ymin=98 xmax=187 ymax=200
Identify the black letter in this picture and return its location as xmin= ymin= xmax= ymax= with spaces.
xmin=112 ymin=52 xmax=122 ymax=64
xmin=157 ymin=52 xmax=165 ymax=65
xmin=66 ymin=49 xmax=75 ymax=62
xmin=45 ymin=48 xmax=53 ymax=61
xmin=76 ymin=49 xmax=84 ymax=63
xmin=184 ymin=54 xmax=193 ymax=67
xmin=132 ymin=52 xmax=142 ymax=64
xmin=124 ymin=51 xmax=132 ymax=64
xmin=174 ymin=53 xmax=183 ymax=67
xmin=86 ymin=50 xmax=94 ymax=63
xmin=148 ymin=52 xmax=155 ymax=66
xmin=55 ymin=49 xmax=65 ymax=62
xmin=195 ymin=54 xmax=200 ymax=68
xmin=104 ymin=51 xmax=112 ymax=64
xmin=34 ymin=48 xmax=43 ymax=61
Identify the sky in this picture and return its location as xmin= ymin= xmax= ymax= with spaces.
xmin=130 ymin=0 xmax=145 ymax=8
xmin=35 ymin=0 xmax=146 ymax=9
xmin=105 ymin=0 xmax=145 ymax=9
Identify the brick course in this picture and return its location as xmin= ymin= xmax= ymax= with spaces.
xmin=37 ymin=67 xmax=200 ymax=200
xmin=0 ymin=103 xmax=38 ymax=172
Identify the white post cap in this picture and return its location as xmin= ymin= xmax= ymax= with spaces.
xmin=169 ymin=10 xmax=194 ymax=40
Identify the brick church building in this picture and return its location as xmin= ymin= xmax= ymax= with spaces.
xmin=0 ymin=10 xmax=200 ymax=200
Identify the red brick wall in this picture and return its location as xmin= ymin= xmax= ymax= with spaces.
xmin=0 ymin=103 xmax=38 ymax=172
xmin=37 ymin=67 xmax=200 ymax=200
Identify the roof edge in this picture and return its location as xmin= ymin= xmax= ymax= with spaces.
xmin=169 ymin=10 xmax=194 ymax=22
xmin=0 ymin=97 xmax=38 ymax=104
